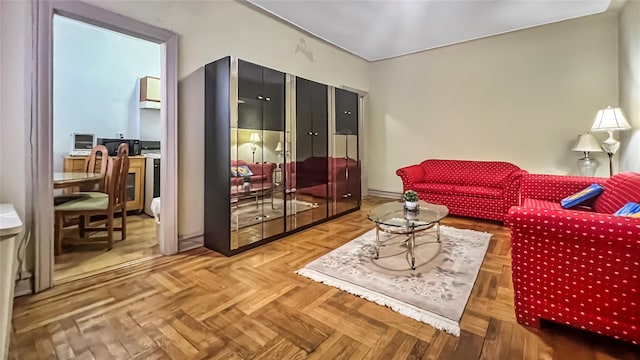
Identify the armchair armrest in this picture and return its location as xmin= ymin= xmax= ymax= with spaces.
xmin=521 ymin=174 xmax=607 ymax=202
xmin=396 ymin=165 xmax=424 ymax=190
xmin=507 ymin=206 xmax=640 ymax=242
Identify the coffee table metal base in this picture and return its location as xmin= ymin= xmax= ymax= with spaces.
xmin=374 ymin=222 xmax=441 ymax=270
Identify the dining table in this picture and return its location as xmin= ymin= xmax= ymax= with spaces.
xmin=53 ymin=172 xmax=104 ymax=189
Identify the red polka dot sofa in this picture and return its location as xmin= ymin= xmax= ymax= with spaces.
xmin=506 ymin=172 xmax=640 ymax=344
xmin=396 ymin=159 xmax=527 ymax=222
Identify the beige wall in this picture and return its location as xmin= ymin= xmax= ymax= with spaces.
xmin=367 ymin=13 xmax=619 ymax=193
xmin=619 ymin=0 xmax=640 ymax=172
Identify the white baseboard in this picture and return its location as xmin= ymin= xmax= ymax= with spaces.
xmin=179 ymin=234 xmax=203 ymax=252
xmin=367 ymin=189 xmax=402 ymax=199
xmin=14 ymin=272 xmax=33 ymax=297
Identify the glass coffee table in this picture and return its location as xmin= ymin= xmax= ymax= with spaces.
xmin=367 ymin=200 xmax=449 ymax=270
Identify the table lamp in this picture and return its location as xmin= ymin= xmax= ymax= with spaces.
xmin=249 ymin=132 xmax=260 ymax=163
xmin=590 ymin=106 xmax=631 ymax=177
xmin=572 ymin=133 xmax=602 ymax=176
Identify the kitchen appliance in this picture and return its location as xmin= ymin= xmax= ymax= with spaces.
xmin=97 ymin=138 xmax=141 ymax=156
xmin=142 ymin=141 xmax=161 ymax=216
xmin=70 ymin=133 xmax=95 ymax=156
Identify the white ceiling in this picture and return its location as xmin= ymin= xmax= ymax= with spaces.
xmin=247 ymin=0 xmax=611 ymax=61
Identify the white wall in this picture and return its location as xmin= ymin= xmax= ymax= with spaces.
xmin=53 ymin=15 xmax=160 ymax=171
xmin=619 ymin=0 xmax=640 ymax=172
xmin=0 ymin=1 xmax=30 ymax=269
xmin=367 ymin=13 xmax=619 ymax=193
xmin=84 ymin=0 xmax=371 ymax=240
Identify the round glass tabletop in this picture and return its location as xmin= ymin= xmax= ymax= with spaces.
xmin=367 ymin=200 xmax=449 ymax=229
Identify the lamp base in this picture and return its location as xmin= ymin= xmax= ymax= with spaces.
xmin=577 ymin=156 xmax=598 ymax=177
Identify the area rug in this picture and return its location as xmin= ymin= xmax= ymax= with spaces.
xmin=296 ymin=226 xmax=491 ymax=336
xmin=232 ymin=198 xmax=317 ymax=229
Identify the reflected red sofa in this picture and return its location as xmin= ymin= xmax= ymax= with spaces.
xmin=230 ymin=160 xmax=275 ymax=186
xmin=506 ymin=172 xmax=640 ymax=344
xmin=396 ymin=159 xmax=526 ymax=221
xmin=281 ymin=157 xmax=360 ymax=199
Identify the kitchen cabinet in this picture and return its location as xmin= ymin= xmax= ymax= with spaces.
xmin=63 ymin=156 xmax=146 ymax=212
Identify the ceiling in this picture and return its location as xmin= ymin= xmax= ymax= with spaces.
xmin=247 ymin=0 xmax=611 ymax=62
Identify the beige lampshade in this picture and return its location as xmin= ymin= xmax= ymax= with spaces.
xmin=591 ymin=106 xmax=631 ymax=131
xmin=249 ymin=132 xmax=260 ymax=143
xmin=572 ymin=133 xmax=602 ymax=153
xmin=275 ymin=141 xmax=282 ymax=152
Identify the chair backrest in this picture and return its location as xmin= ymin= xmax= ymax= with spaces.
xmin=82 ymin=145 xmax=109 ymax=191
xmin=109 ymin=143 xmax=130 ymax=210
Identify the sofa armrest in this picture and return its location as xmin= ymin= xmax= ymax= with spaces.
xmin=503 ymin=170 xmax=528 ymax=206
xmin=396 ymin=165 xmax=424 ymax=190
xmin=520 ymin=174 xmax=607 ymax=202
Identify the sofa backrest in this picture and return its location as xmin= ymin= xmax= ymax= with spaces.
xmin=419 ymin=159 xmax=521 ymax=187
xmin=594 ymin=172 xmax=640 ymax=214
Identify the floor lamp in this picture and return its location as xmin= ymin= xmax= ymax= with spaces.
xmin=249 ymin=132 xmax=260 ymax=163
xmin=590 ymin=106 xmax=631 ymax=177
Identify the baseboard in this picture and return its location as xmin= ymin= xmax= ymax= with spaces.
xmin=367 ymin=189 xmax=402 ymax=199
xmin=179 ymin=234 xmax=204 ymax=252
xmin=14 ymin=272 xmax=33 ymax=297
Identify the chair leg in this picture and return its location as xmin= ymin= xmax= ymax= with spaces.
xmin=107 ymin=213 xmax=114 ymax=251
xmin=121 ymin=209 xmax=127 ymax=241
xmin=54 ymin=213 xmax=63 ymax=255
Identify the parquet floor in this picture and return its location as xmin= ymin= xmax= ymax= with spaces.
xmin=10 ymin=197 xmax=640 ymax=359
xmin=54 ymin=215 xmax=161 ymax=284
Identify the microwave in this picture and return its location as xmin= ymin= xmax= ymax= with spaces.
xmin=97 ymin=138 xmax=141 ymax=156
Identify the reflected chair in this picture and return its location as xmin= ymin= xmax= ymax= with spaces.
xmin=54 ymin=144 xmax=129 ymax=254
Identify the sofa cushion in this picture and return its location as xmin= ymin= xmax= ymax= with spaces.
xmin=453 ymin=185 xmax=503 ymax=199
xmin=412 ymin=182 xmax=456 ymax=194
xmin=614 ymin=202 xmax=640 ymax=217
xmin=232 ymin=165 xmax=253 ymax=177
xmin=419 ymin=159 xmax=520 ymax=187
xmin=522 ymin=198 xmax=563 ymax=210
xmin=560 ymin=184 xmax=604 ymax=209
xmin=594 ymin=172 xmax=640 ymax=214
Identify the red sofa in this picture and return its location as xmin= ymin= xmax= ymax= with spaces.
xmin=506 ymin=172 xmax=640 ymax=344
xmin=230 ymin=160 xmax=275 ymax=186
xmin=396 ymin=159 xmax=526 ymax=221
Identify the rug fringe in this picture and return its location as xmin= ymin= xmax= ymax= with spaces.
xmin=296 ymin=268 xmax=461 ymax=336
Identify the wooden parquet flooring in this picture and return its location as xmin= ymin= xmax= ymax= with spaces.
xmin=10 ymin=197 xmax=640 ymax=359
xmin=54 ymin=215 xmax=161 ymax=284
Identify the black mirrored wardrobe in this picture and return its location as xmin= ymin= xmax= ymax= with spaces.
xmin=204 ymin=56 xmax=361 ymax=255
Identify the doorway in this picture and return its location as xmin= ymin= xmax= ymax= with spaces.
xmin=52 ymin=14 xmax=163 ymax=283
xmin=31 ymin=1 xmax=178 ymax=292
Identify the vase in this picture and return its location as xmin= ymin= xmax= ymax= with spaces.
xmin=243 ymin=182 xmax=251 ymax=191
xmin=405 ymin=201 xmax=417 ymax=210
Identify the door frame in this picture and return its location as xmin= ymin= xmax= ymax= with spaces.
xmin=31 ymin=0 xmax=179 ymax=292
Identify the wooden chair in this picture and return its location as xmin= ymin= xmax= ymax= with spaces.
xmin=80 ymin=145 xmax=109 ymax=191
xmin=54 ymin=145 xmax=130 ymax=254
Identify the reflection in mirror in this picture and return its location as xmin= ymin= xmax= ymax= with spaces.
xmin=230 ymin=129 xmax=286 ymax=248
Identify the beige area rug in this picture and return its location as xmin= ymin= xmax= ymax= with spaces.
xmin=296 ymin=226 xmax=491 ymax=336
xmin=232 ymin=198 xmax=317 ymax=229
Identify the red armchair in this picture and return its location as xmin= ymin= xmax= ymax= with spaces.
xmin=230 ymin=160 xmax=275 ymax=186
xmin=506 ymin=172 xmax=640 ymax=344
xmin=396 ymin=159 xmax=526 ymax=222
